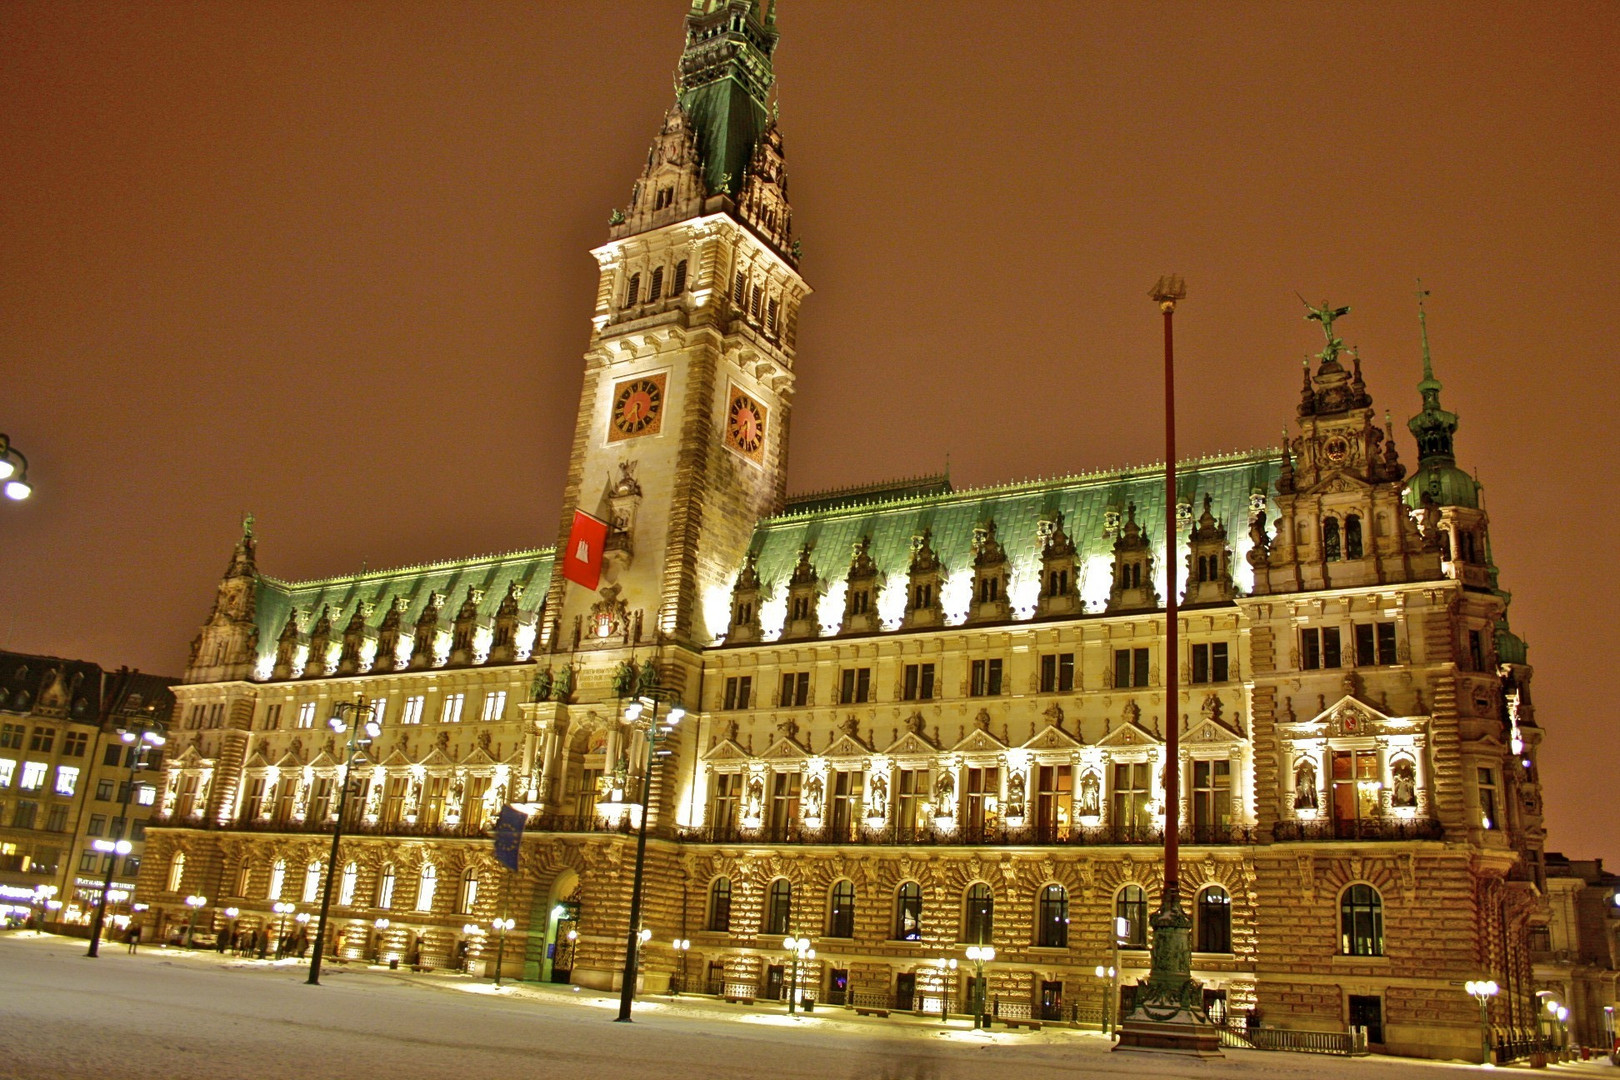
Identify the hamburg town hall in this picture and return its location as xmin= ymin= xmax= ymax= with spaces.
xmin=140 ymin=1 xmax=1551 ymax=1061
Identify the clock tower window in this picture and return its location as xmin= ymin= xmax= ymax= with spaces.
xmin=672 ymin=259 xmax=687 ymax=295
xmin=649 ymin=266 xmax=664 ymax=302
xmin=623 ymin=272 xmax=641 ymax=309
xmin=1323 ymin=518 xmax=1341 ymax=561
xmin=1344 ymin=514 xmax=1363 ymax=559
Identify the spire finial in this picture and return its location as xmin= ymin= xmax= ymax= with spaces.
xmin=242 ymin=511 xmax=254 ymax=538
xmin=1416 ymin=278 xmax=1438 ymax=388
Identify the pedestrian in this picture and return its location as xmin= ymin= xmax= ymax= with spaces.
xmin=125 ymin=924 xmax=141 ymax=954
xmin=297 ymin=927 xmax=309 ymax=959
xmin=216 ymin=929 xmax=228 ymax=954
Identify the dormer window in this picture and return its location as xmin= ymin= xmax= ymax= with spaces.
xmin=977 ymin=576 xmax=999 ymax=603
xmin=654 ymin=185 xmax=675 ymax=210
xmin=849 ymin=588 xmax=871 ymax=615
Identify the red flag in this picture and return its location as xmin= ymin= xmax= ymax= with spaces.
xmin=562 ymin=509 xmax=609 ymax=590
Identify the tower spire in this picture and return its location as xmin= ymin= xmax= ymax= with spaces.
xmin=1404 ymin=282 xmax=1477 ymax=509
xmin=676 ymin=1 xmax=781 ymax=197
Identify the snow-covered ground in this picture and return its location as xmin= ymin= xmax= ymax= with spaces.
xmin=0 ymin=933 xmax=1609 ymax=1080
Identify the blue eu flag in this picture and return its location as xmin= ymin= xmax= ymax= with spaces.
xmin=493 ymin=805 xmax=526 ymax=871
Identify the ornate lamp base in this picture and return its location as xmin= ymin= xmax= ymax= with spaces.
xmin=1113 ymin=893 xmax=1223 ymax=1057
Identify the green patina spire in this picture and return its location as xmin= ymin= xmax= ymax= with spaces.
xmin=677 ymin=1 xmax=780 ymax=197
xmin=1403 ymin=282 xmax=1477 ymax=510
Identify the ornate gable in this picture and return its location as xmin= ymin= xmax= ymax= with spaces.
xmin=1021 ymin=724 xmax=1082 ymax=752
xmin=1184 ymin=717 xmax=1245 ymax=747
xmin=703 ymin=738 xmax=751 ymax=764
xmin=1096 ymin=719 xmax=1162 ymax=748
xmin=951 ymin=727 xmax=1006 ymax=755
xmin=882 ymin=729 xmax=937 ymax=757
xmin=759 ymin=736 xmax=809 ymax=763
xmin=821 ymin=732 xmax=870 ymax=760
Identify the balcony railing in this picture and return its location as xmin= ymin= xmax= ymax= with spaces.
xmin=1271 ymin=817 xmax=1444 ymax=842
xmin=677 ymin=822 xmax=1258 ymax=847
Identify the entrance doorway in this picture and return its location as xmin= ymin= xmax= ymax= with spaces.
xmin=829 ymin=968 xmax=849 ymax=1006
xmin=895 ymin=972 xmax=916 ymax=1011
xmin=1040 ymin=980 xmax=1064 ymax=1021
xmin=1348 ymin=995 xmax=1384 ymax=1045
xmin=765 ymin=964 xmax=785 ymax=1001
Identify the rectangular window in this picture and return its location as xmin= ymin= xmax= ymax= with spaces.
xmin=768 ymin=771 xmax=801 ymax=835
xmin=187 ymin=705 xmax=204 ymax=729
xmin=440 ymin=693 xmax=465 ymax=724
xmin=779 ymin=671 xmax=809 ymax=707
xmin=79 ymin=851 xmax=98 ymax=872
xmin=95 ymin=779 xmax=113 ymax=801
xmin=136 ymin=784 xmax=156 ymax=807
xmin=902 ymin=663 xmax=936 ymax=701
xmin=1468 ymin=629 xmax=1485 ymax=671
xmin=839 ymin=668 xmax=871 ymax=705
xmin=1191 ymin=642 xmax=1228 ymax=683
xmin=1112 ymin=762 xmax=1152 ymax=833
xmin=296 ymin=702 xmax=317 ymax=729
xmin=896 ymin=769 xmax=929 ymax=835
xmin=970 ymin=658 xmax=1003 ymax=696
xmin=88 ymin=814 xmax=106 ymax=837
xmin=1039 ymin=653 xmax=1075 ymax=693
xmin=46 ymin=805 xmax=68 ymax=833
xmin=711 ymin=773 xmax=742 ymax=833
xmin=243 ymin=777 xmax=266 ymax=820
xmin=63 ymin=731 xmax=88 ymax=757
xmin=109 ymin=816 xmax=126 ymax=839
xmin=0 ymin=723 xmax=23 ymax=749
xmin=723 ymin=676 xmax=752 ymax=711
xmin=1191 ymin=759 xmax=1232 ymax=833
xmin=1376 ymin=622 xmax=1398 ymax=665
xmin=103 ymin=743 xmax=122 ymax=766
xmin=1113 ymin=647 xmax=1150 ymax=688
xmin=828 ymin=769 xmax=863 ymax=839
xmin=401 ymin=696 xmax=425 ymax=725
xmin=13 ymin=801 xmax=37 ymax=829
xmin=264 ymin=703 xmax=283 ymax=730
xmin=371 ymin=698 xmax=387 ymax=727
xmin=1302 ymin=628 xmax=1341 ymax=669
xmin=1191 ymin=645 xmax=1209 ymax=684
xmin=480 ymin=691 xmax=507 ymax=722
xmin=54 ymin=766 xmax=79 ymax=796
xmin=1478 ymin=767 xmax=1499 ymax=830
xmin=131 ymin=820 xmax=146 ymax=841
xmin=963 ymin=766 xmax=1000 ymax=833
xmin=20 ymin=761 xmax=47 ymax=791
xmin=1354 ymin=624 xmax=1376 ymax=667
xmin=208 ymin=703 xmax=224 ymax=728
xmin=29 ymin=727 xmax=54 ymax=753
xmin=0 ymin=758 xmax=14 ymax=788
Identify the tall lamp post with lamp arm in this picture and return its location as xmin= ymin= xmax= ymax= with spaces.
xmin=1465 ymin=979 xmax=1499 ymax=1065
xmin=85 ymin=709 xmax=165 ymax=957
xmin=305 ymin=694 xmax=380 ymax=986
xmin=0 ymin=433 xmax=33 ymax=501
xmin=613 ymin=685 xmax=685 ymax=1023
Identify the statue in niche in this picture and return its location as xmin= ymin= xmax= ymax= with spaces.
xmin=745 ymin=775 xmax=765 ymax=819
xmin=1078 ymin=772 xmax=1101 ymax=817
xmin=1294 ymin=759 xmax=1319 ymax=809
xmin=1122 ymin=700 xmax=1141 ymax=729
xmin=1006 ymin=771 xmax=1026 ymax=818
xmin=934 ymin=771 xmax=956 ymax=814
xmin=973 ymin=709 xmax=992 ymax=732
xmin=1201 ymin=694 xmax=1222 ymax=724
xmin=867 ymin=773 xmax=889 ymax=818
xmin=904 ymin=711 xmax=925 ymax=736
xmin=1390 ymin=759 xmax=1417 ymax=808
xmin=1043 ymin=702 xmax=1065 ymax=730
xmin=804 ymin=776 xmax=824 ymax=818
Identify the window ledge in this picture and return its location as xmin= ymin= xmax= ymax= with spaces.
xmin=1331 ymin=953 xmax=1391 ymax=965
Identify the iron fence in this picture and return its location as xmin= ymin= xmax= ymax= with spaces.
xmin=1272 ymin=818 xmax=1444 ymax=842
xmin=1220 ymin=1019 xmax=1369 ymax=1055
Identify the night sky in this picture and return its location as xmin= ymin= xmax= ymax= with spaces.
xmin=2 ymin=2 xmax=1614 ymax=860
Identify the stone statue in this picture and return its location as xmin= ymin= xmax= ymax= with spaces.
xmin=1006 ymin=771 xmax=1026 ymax=818
xmin=867 ymin=773 xmax=888 ymax=818
xmin=1391 ymin=760 xmax=1417 ymax=808
xmin=531 ymin=666 xmax=554 ymax=702
xmin=553 ymin=664 xmax=574 ymax=703
xmin=1294 ymin=760 xmax=1319 ymax=810
xmin=1079 ymin=772 xmax=1101 ymax=817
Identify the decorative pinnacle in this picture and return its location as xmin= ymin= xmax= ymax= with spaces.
xmin=242 ymin=512 xmax=255 ymax=538
xmin=1416 ymin=278 xmax=1440 ymax=391
xmin=1150 ymin=274 xmax=1187 ymax=313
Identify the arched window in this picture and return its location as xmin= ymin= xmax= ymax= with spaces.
xmin=1323 ymin=518 xmax=1341 ymax=561
xmin=1115 ymin=885 xmax=1147 ymax=948
xmin=648 ymin=266 xmax=664 ymax=302
xmin=268 ymin=858 xmax=286 ymax=900
xmin=339 ymin=862 xmax=358 ymax=906
xmin=377 ymin=864 xmax=396 ymax=909
xmin=1340 ymin=884 xmax=1384 ymax=956
xmin=167 ymin=852 xmax=186 ymax=893
xmin=894 ymin=882 xmax=922 ymax=941
xmin=302 ymin=860 xmax=321 ymax=903
xmin=416 ymin=863 xmax=437 ymax=912
xmin=1344 ymin=515 xmax=1363 ymax=559
xmin=458 ymin=869 xmax=479 ymax=915
xmin=764 ymin=878 xmax=792 ymax=935
xmin=1036 ymin=884 xmax=1068 ymax=948
xmin=707 ymin=877 xmax=732 ymax=932
xmin=234 ymin=860 xmax=253 ymax=898
xmin=962 ymin=882 xmax=993 ymax=944
xmin=1196 ymin=885 xmax=1232 ymax=953
xmin=671 ymin=259 xmax=687 ymax=296
xmin=623 ymin=272 xmax=641 ymax=308
xmin=827 ymin=880 xmax=856 ymax=938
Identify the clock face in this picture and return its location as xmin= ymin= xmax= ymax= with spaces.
xmin=1323 ymin=436 xmax=1349 ymax=464
xmin=608 ymin=374 xmax=666 ymax=442
xmin=725 ymin=388 xmax=767 ymax=462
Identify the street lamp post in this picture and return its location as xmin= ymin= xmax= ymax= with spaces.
xmin=671 ymin=937 xmax=690 ymax=994
xmin=223 ymin=907 xmax=239 ymax=952
xmin=183 ymin=895 xmax=207 ymax=947
xmin=783 ymin=936 xmax=814 ymax=1014
xmin=272 ymin=902 xmax=295 ymax=958
xmin=614 ymin=690 xmax=685 ymax=1023
xmin=461 ymin=923 xmax=484 ymax=973
xmin=491 ymin=918 xmax=515 ymax=986
xmin=0 ymin=433 xmax=33 ymax=501
xmin=86 ymin=711 xmax=165 ymax=958
xmin=1465 ymin=979 xmax=1499 ymax=1065
xmin=306 ymin=695 xmax=380 ymax=986
xmin=938 ymin=957 xmax=958 ymax=1021
xmin=371 ymin=918 xmax=390 ymax=963
xmin=1096 ymin=965 xmax=1118 ymax=1035
xmin=965 ymin=945 xmax=996 ymax=1029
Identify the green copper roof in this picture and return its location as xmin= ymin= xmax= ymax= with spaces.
xmin=1404 ymin=286 xmax=1476 ymax=510
xmin=253 ymin=548 xmax=554 ymax=673
xmin=744 ymin=450 xmax=1278 ymax=630
xmin=677 ymin=1 xmax=779 ymax=196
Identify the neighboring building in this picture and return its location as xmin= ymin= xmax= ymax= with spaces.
xmin=1533 ymin=853 xmax=1620 ymax=1050
xmin=140 ymin=1 xmax=1557 ymax=1062
xmin=0 ymin=652 xmax=175 ymax=928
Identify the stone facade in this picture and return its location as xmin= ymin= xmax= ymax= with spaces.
xmin=137 ymin=0 xmax=1564 ymax=1064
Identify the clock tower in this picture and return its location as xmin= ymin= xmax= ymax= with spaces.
xmin=542 ymin=0 xmax=808 ymax=668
